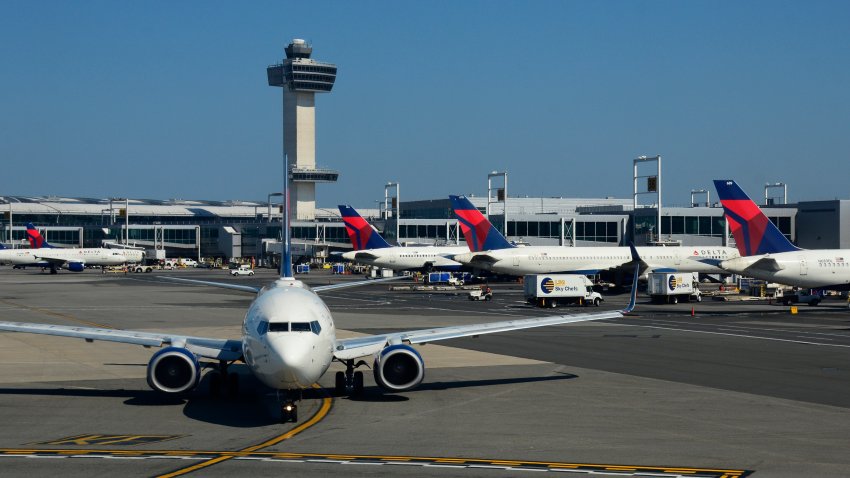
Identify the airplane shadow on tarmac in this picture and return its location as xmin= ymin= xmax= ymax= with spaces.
xmin=0 ymin=372 xmax=578 ymax=427
xmin=344 ymin=373 xmax=578 ymax=402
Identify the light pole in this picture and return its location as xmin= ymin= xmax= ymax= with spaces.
xmin=384 ymin=182 xmax=399 ymax=243
xmin=633 ymin=155 xmax=662 ymax=242
xmin=690 ymin=189 xmax=710 ymax=207
xmin=487 ymin=171 xmax=508 ymax=236
xmin=764 ymin=182 xmax=787 ymax=205
xmin=267 ymin=192 xmax=283 ymax=223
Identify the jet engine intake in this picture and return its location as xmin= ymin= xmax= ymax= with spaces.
xmin=146 ymin=347 xmax=201 ymax=394
xmin=373 ymin=344 xmax=424 ymax=392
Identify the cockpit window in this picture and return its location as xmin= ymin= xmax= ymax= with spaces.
xmin=310 ymin=320 xmax=322 ymax=335
xmin=268 ymin=322 xmax=289 ymax=332
xmin=256 ymin=321 xmax=269 ymax=336
xmin=290 ymin=322 xmax=311 ymax=332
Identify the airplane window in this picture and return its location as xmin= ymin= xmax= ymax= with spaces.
xmin=310 ymin=321 xmax=322 ymax=335
xmin=291 ymin=322 xmax=311 ymax=332
xmin=257 ymin=321 xmax=270 ymax=335
xmin=269 ymin=322 xmax=289 ymax=332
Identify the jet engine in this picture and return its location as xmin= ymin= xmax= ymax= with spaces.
xmin=373 ymin=344 xmax=425 ymax=392
xmin=66 ymin=262 xmax=85 ymax=272
xmin=146 ymin=347 xmax=201 ymax=394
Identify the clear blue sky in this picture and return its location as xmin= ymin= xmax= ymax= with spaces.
xmin=1 ymin=1 xmax=848 ymax=208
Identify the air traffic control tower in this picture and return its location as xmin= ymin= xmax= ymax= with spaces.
xmin=267 ymin=39 xmax=339 ymax=220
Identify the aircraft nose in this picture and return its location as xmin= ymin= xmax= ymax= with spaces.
xmin=268 ymin=336 xmax=316 ymax=387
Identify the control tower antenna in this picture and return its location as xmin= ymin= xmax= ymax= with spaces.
xmin=267 ymin=39 xmax=340 ymax=220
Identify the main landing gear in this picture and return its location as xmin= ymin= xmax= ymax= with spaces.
xmin=208 ymin=360 xmax=239 ymax=399
xmin=335 ymin=359 xmax=367 ymax=396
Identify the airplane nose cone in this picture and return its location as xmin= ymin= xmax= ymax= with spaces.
xmin=268 ymin=337 xmax=317 ymax=388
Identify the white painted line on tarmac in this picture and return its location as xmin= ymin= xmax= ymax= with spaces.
xmin=616 ymin=322 xmax=850 ymax=348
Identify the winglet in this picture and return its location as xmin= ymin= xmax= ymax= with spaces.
xmin=628 ymin=241 xmax=640 ymax=262
xmin=622 ymin=242 xmax=640 ymax=314
xmin=449 ymin=195 xmax=514 ymax=252
xmin=622 ymin=266 xmax=639 ymax=314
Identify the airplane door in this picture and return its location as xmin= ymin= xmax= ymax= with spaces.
xmin=674 ymin=251 xmax=681 ymax=266
xmin=513 ymin=256 xmax=520 ymax=267
xmin=800 ymin=259 xmax=807 ymax=276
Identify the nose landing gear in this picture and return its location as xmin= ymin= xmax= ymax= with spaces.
xmin=334 ymin=359 xmax=368 ymax=396
xmin=278 ymin=389 xmax=302 ymax=423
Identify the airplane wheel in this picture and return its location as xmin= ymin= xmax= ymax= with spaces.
xmin=227 ymin=372 xmax=240 ymax=398
xmin=208 ymin=372 xmax=222 ymax=398
xmin=353 ymin=371 xmax=364 ymax=395
xmin=335 ymin=371 xmax=346 ymax=394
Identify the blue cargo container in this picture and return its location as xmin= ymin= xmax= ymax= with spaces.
xmin=332 ymin=264 xmax=345 ymax=274
xmin=296 ymin=264 xmax=310 ymax=274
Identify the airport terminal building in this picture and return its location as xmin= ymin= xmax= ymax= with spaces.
xmin=1 ymin=193 xmax=840 ymax=266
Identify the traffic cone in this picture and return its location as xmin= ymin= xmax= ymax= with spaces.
xmin=691 ymin=306 xmax=695 ymax=317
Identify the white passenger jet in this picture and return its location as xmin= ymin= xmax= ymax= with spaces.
xmin=338 ymin=205 xmax=468 ymax=271
xmin=0 ymin=223 xmax=144 ymax=273
xmin=450 ymin=195 xmax=739 ymax=277
xmin=0 ymin=166 xmax=638 ymax=423
xmin=714 ymin=179 xmax=850 ymax=290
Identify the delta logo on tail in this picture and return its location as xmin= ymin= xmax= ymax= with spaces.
xmin=25 ymin=223 xmax=52 ymax=249
xmin=449 ymin=195 xmax=514 ymax=252
xmin=337 ymin=206 xmax=392 ymax=250
xmin=713 ymin=180 xmax=799 ymax=257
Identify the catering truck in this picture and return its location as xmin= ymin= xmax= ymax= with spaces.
xmin=647 ymin=272 xmax=701 ymax=304
xmin=524 ymin=274 xmax=603 ymax=308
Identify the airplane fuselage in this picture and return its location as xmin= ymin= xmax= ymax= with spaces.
xmin=456 ymin=246 xmax=740 ymax=276
xmin=721 ymin=250 xmax=850 ymax=290
xmin=342 ymin=246 xmax=469 ymax=271
xmin=241 ymin=279 xmax=336 ymax=390
xmin=0 ymin=248 xmax=143 ymax=267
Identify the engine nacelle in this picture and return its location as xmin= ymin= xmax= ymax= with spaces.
xmin=67 ymin=262 xmax=85 ymax=272
xmin=146 ymin=347 xmax=201 ymax=394
xmin=373 ymin=344 xmax=425 ymax=392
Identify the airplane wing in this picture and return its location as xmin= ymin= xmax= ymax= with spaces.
xmin=334 ymin=267 xmax=639 ymax=360
xmin=30 ymin=253 xmax=78 ymax=267
xmin=353 ymin=252 xmax=380 ymax=261
xmin=157 ymin=275 xmax=407 ymax=295
xmin=465 ymin=253 xmax=501 ymax=265
xmin=744 ymin=256 xmax=784 ymax=273
xmin=333 ymin=309 xmax=624 ymax=360
xmin=0 ymin=321 xmax=242 ymax=361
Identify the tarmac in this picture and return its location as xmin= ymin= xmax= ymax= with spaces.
xmin=0 ymin=267 xmax=849 ymax=477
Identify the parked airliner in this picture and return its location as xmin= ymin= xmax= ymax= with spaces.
xmin=0 ymin=224 xmax=144 ymax=273
xmin=0 ymin=165 xmax=637 ymax=423
xmin=714 ymin=179 xmax=850 ymax=290
xmin=339 ymin=205 xmax=468 ymax=271
xmin=449 ymin=195 xmax=739 ymax=277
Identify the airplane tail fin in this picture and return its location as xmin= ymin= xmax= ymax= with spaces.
xmin=713 ymin=180 xmax=800 ymax=256
xmin=338 ymin=205 xmax=393 ymax=250
xmin=449 ymin=195 xmax=514 ymax=252
xmin=26 ymin=223 xmax=53 ymax=249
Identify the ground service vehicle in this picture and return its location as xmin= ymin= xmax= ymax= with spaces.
xmin=231 ymin=265 xmax=254 ymax=276
xmin=777 ymin=288 xmax=822 ymax=306
xmin=524 ymin=274 xmax=603 ymax=307
xmin=468 ymin=285 xmax=493 ymax=301
xmin=647 ymin=272 xmax=701 ymax=304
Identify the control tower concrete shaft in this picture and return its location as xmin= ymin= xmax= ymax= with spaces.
xmin=267 ymin=39 xmax=339 ymax=220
